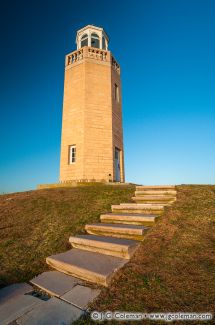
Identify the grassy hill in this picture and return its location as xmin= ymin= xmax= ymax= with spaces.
xmin=0 ymin=184 xmax=134 ymax=288
xmin=91 ymin=185 xmax=215 ymax=318
xmin=0 ymin=184 xmax=215 ymax=320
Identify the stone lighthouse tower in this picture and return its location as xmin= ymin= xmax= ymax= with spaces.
xmin=60 ymin=25 xmax=125 ymax=183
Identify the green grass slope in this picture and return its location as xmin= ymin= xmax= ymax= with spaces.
xmin=0 ymin=184 xmax=134 ymax=288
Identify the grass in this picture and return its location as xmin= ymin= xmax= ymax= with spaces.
xmin=1 ymin=184 xmax=215 ymax=324
xmin=0 ymin=184 xmax=134 ymax=288
xmin=88 ymin=185 xmax=215 ymax=324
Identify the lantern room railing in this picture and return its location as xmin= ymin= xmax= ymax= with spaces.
xmin=66 ymin=46 xmax=120 ymax=74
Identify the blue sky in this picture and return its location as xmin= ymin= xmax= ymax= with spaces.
xmin=1 ymin=0 xmax=215 ymax=193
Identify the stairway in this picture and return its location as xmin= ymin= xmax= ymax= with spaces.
xmin=11 ymin=185 xmax=177 ymax=325
xmin=0 ymin=185 xmax=177 ymax=324
xmin=45 ymin=185 xmax=177 ymax=287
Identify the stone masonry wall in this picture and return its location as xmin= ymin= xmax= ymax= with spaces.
xmin=60 ymin=47 xmax=124 ymax=182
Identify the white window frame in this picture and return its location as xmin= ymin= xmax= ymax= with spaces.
xmin=90 ymin=32 xmax=100 ymax=49
xmin=69 ymin=145 xmax=76 ymax=164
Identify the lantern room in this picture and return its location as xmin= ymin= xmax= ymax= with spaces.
xmin=76 ymin=25 xmax=109 ymax=50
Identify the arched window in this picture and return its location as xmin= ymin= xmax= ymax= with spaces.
xmin=91 ymin=33 xmax=100 ymax=49
xmin=80 ymin=34 xmax=88 ymax=48
xmin=102 ymin=37 xmax=106 ymax=50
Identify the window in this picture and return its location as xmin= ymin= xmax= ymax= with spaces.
xmin=91 ymin=33 xmax=100 ymax=49
xmin=81 ymin=34 xmax=88 ymax=48
xmin=114 ymin=84 xmax=119 ymax=102
xmin=69 ymin=145 xmax=76 ymax=164
xmin=102 ymin=37 xmax=106 ymax=50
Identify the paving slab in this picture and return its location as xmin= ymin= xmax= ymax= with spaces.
xmin=16 ymin=297 xmax=83 ymax=325
xmin=0 ymin=294 xmax=44 ymax=325
xmin=61 ymin=285 xmax=100 ymax=309
xmin=46 ymin=248 xmax=127 ymax=286
xmin=30 ymin=271 xmax=82 ymax=297
xmin=0 ymin=283 xmax=33 ymax=305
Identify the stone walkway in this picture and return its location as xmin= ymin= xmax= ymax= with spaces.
xmin=0 ymin=185 xmax=177 ymax=324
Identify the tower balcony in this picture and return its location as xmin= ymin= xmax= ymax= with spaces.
xmin=65 ymin=46 xmax=120 ymax=74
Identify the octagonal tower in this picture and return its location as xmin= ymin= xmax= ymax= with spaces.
xmin=60 ymin=25 xmax=125 ymax=182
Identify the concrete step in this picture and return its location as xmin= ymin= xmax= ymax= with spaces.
xmin=46 ymin=248 xmax=127 ymax=287
xmin=112 ymin=203 xmax=164 ymax=215
xmin=100 ymin=213 xmax=157 ymax=226
xmin=85 ymin=223 xmax=148 ymax=240
xmin=69 ymin=234 xmax=139 ymax=259
xmin=135 ymin=190 xmax=177 ymax=196
xmin=132 ymin=196 xmax=176 ymax=204
xmin=136 ymin=185 xmax=176 ymax=190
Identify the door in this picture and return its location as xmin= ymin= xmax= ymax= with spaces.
xmin=115 ymin=148 xmax=120 ymax=182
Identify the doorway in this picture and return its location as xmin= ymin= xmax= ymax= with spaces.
xmin=115 ymin=148 xmax=121 ymax=182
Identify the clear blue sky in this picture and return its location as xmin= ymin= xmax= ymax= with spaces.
xmin=1 ymin=0 xmax=215 ymax=193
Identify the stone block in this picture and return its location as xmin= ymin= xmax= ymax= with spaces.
xmin=69 ymin=234 xmax=139 ymax=259
xmin=30 ymin=271 xmax=82 ymax=297
xmin=0 ymin=283 xmax=33 ymax=305
xmin=46 ymin=248 xmax=127 ymax=286
xmin=100 ymin=213 xmax=157 ymax=226
xmin=61 ymin=285 xmax=100 ymax=310
xmin=85 ymin=223 xmax=148 ymax=240
xmin=16 ymin=297 xmax=83 ymax=325
xmin=0 ymin=294 xmax=44 ymax=325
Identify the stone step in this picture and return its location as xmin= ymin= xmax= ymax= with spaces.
xmin=112 ymin=203 xmax=164 ymax=215
xmin=132 ymin=196 xmax=176 ymax=204
xmin=46 ymin=249 xmax=127 ymax=287
xmin=135 ymin=190 xmax=177 ymax=196
xmin=85 ymin=223 xmax=148 ymax=240
xmin=136 ymin=185 xmax=176 ymax=190
xmin=132 ymin=195 xmax=176 ymax=201
xmin=69 ymin=234 xmax=139 ymax=259
xmin=100 ymin=213 xmax=157 ymax=226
